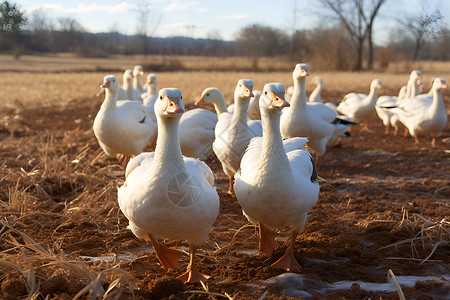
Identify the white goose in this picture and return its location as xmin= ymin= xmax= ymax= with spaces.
xmin=391 ymin=78 xmax=447 ymax=147
xmin=117 ymin=69 xmax=142 ymax=101
xmin=209 ymin=79 xmax=262 ymax=195
xmin=376 ymin=70 xmax=422 ymax=135
xmin=133 ymin=65 xmax=145 ymax=93
xmin=234 ymin=82 xmax=319 ymax=272
xmin=118 ymin=88 xmax=220 ymax=283
xmin=280 ymin=63 xmax=355 ymax=161
xmin=93 ymin=75 xmax=157 ymax=166
xmin=337 ymin=78 xmax=382 ymax=130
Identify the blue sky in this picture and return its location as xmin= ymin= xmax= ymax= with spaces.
xmin=15 ymin=0 xmax=450 ymax=44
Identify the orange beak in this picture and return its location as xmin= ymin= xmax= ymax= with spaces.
xmin=96 ymin=88 xmax=105 ymax=97
xmin=195 ymin=96 xmax=204 ymax=106
xmin=101 ymin=81 xmax=110 ymax=89
xmin=167 ymin=98 xmax=184 ymax=114
xmin=271 ymin=91 xmax=290 ymax=108
xmin=243 ymin=85 xmax=254 ymax=97
xmin=300 ymin=69 xmax=309 ymax=77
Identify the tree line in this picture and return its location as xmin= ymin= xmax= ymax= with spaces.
xmin=0 ymin=0 xmax=448 ymax=71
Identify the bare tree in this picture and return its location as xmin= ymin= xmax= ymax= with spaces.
xmin=319 ymin=0 xmax=386 ymax=70
xmin=135 ymin=3 xmax=161 ymax=57
xmin=236 ymin=24 xmax=289 ymax=70
xmin=401 ymin=7 xmax=444 ymax=61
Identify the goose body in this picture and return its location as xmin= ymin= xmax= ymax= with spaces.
xmin=234 ymin=82 xmax=319 ymax=272
xmin=118 ymin=88 xmax=219 ymax=283
xmin=280 ymin=63 xmax=354 ymax=158
xmin=392 ymin=78 xmax=447 ymax=147
xmin=337 ymin=79 xmax=382 ymax=129
xmin=93 ymin=75 xmax=157 ymax=163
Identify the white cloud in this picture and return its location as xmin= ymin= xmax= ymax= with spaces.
xmin=24 ymin=2 xmax=137 ymax=15
xmin=164 ymin=1 xmax=188 ymax=11
xmin=216 ymin=14 xmax=247 ymax=20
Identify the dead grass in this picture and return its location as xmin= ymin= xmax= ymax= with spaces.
xmin=0 ymin=54 xmax=449 ymax=298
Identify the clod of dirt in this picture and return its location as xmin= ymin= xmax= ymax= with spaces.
xmin=40 ymin=275 xmax=69 ymax=296
xmin=1 ymin=275 xmax=27 ymax=300
xmin=148 ymin=276 xmax=185 ymax=299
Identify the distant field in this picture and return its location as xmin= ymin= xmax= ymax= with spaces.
xmin=0 ymin=53 xmax=449 ymax=113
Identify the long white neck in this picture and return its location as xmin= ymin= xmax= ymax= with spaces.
xmin=101 ymin=88 xmax=118 ymax=111
xmin=153 ymin=115 xmax=185 ymax=173
xmin=228 ymin=97 xmax=250 ymax=141
xmin=291 ymin=76 xmax=307 ymax=112
xmin=429 ymin=88 xmax=444 ymax=116
xmin=257 ymin=108 xmax=292 ymax=181
xmin=126 ymin=79 xmax=134 ymax=99
xmin=309 ymin=81 xmax=323 ymax=103
xmin=366 ymin=86 xmax=379 ymax=105
xmin=133 ymin=75 xmax=143 ymax=92
xmin=406 ymin=79 xmax=420 ymax=98
xmin=144 ymin=84 xmax=158 ymax=106
xmin=211 ymin=94 xmax=229 ymax=115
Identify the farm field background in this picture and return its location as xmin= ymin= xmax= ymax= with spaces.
xmin=0 ymin=54 xmax=449 ymax=299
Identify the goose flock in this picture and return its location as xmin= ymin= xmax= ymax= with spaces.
xmin=93 ymin=64 xmax=447 ymax=283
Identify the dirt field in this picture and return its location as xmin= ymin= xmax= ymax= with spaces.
xmin=0 ymin=70 xmax=449 ymax=299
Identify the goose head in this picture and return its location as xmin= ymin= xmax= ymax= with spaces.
xmin=432 ymin=78 xmax=447 ymax=90
xmin=313 ymin=76 xmax=322 ymax=85
xmin=123 ymin=69 xmax=134 ymax=84
xmin=196 ymin=87 xmax=223 ymax=105
xmin=410 ymin=70 xmax=422 ymax=86
xmin=234 ymin=79 xmax=254 ymax=101
xmin=371 ymin=79 xmax=382 ymax=91
xmin=146 ymin=73 xmax=157 ymax=85
xmin=98 ymin=75 xmax=119 ymax=96
xmin=293 ymin=63 xmax=309 ymax=80
xmin=155 ymin=88 xmax=185 ymax=119
xmin=133 ymin=65 xmax=144 ymax=77
xmin=260 ymin=83 xmax=290 ymax=113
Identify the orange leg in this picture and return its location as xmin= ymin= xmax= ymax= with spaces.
xmin=384 ymin=125 xmax=389 ymax=134
xmin=177 ymin=245 xmax=210 ymax=283
xmin=414 ymin=135 xmax=419 ymax=145
xmin=259 ymin=223 xmax=278 ymax=256
xmin=403 ymin=128 xmax=409 ymax=137
xmin=148 ymin=234 xmax=183 ymax=271
xmin=227 ymin=175 xmax=235 ymax=196
xmin=393 ymin=124 xmax=399 ymax=136
xmin=431 ymin=137 xmax=436 ymax=148
xmin=271 ymin=229 xmax=302 ymax=273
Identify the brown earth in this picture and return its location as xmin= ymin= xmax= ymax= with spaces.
xmin=0 ymin=92 xmax=449 ymax=300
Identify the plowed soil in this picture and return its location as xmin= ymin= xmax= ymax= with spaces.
xmin=0 ymin=90 xmax=449 ymax=300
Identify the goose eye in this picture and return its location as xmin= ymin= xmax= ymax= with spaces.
xmin=206 ymin=93 xmax=209 ymax=96
xmin=160 ymin=96 xmax=163 ymax=100
xmin=265 ymin=91 xmax=268 ymax=95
